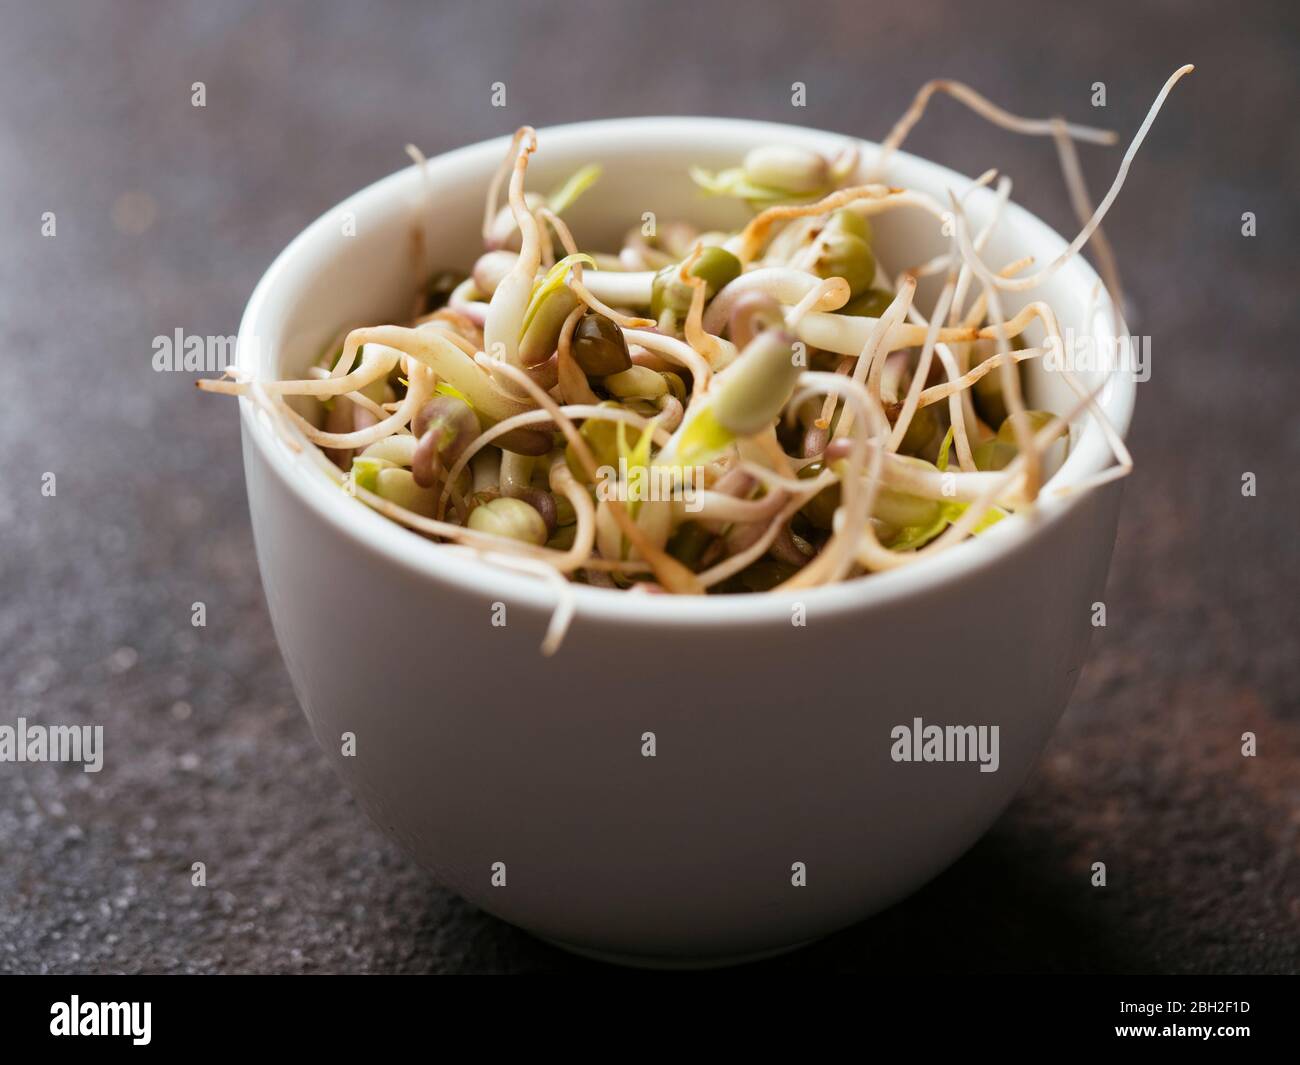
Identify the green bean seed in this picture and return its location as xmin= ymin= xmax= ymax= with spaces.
xmin=661 ymin=371 xmax=687 ymax=403
xmin=414 ymin=395 xmax=478 ymax=465
xmin=997 ymin=409 xmax=1055 ymax=442
xmin=711 ymin=329 xmax=801 ymax=436
xmin=840 ymin=287 xmax=895 ymax=318
xmin=666 ymin=521 xmax=713 ymax=569
xmin=519 ymin=286 xmax=582 ymax=366
xmin=604 ymin=364 xmax=668 ymax=400
xmin=898 ymin=405 xmax=939 ymax=457
xmin=798 ymin=461 xmax=841 ymax=530
xmin=741 ymin=145 xmax=829 ymax=195
xmin=968 ymin=408 xmax=1057 ymax=471
xmin=467 ymin=496 xmax=548 ymax=545
xmin=375 ymin=467 xmax=438 ymax=518
xmin=571 ymin=313 xmax=632 ymax=376
xmin=872 ymin=486 xmax=942 ymax=529
xmin=565 ymin=403 xmax=622 ymax=481
xmin=650 ymin=247 xmax=742 ymax=319
xmin=997 ymin=409 xmax=1067 ymax=471
xmin=972 ymin=439 xmax=1018 ymax=471
xmin=494 ymin=426 xmax=554 ymax=456
xmin=970 ymin=334 xmax=1026 ymax=427
xmin=351 ymin=456 xmax=395 ymax=495
xmin=546 ymin=523 xmax=578 ymax=551
xmin=825 ymin=208 xmax=872 ymax=245
xmin=514 ymin=487 xmax=558 ymax=535
xmin=691 ymin=246 xmax=743 ymax=290
xmin=716 ymin=558 xmax=801 ymax=594
xmin=813 ymin=230 xmax=876 ymax=296
xmin=553 ymin=493 xmax=577 ymax=527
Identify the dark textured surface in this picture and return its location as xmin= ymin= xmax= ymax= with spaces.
xmin=1 ymin=0 xmax=1297 ymax=974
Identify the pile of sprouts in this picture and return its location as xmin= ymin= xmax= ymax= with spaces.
xmin=202 ymin=67 xmax=1192 ymax=652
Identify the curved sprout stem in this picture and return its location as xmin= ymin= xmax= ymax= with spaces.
xmin=482 ymin=128 xmax=527 ymax=245
xmin=918 ymin=346 xmax=1047 ymax=408
xmin=404 ymin=143 xmax=434 ymax=302
xmin=483 ymin=127 xmax=541 ymax=368
xmin=678 ymin=244 xmax=727 ymax=370
xmin=279 ymin=361 xmax=433 ymax=450
xmin=622 ymin=329 xmax=713 ymax=388
xmin=781 ymin=372 xmax=894 ymax=587
xmin=579 ymin=269 xmax=654 ymax=307
xmin=537 ymin=205 xmax=580 ymax=259
xmin=567 ymin=263 xmax=654 ymax=328
xmin=705 ymin=268 xmax=826 ymax=334
xmin=887 ymin=271 xmax=957 ymax=453
xmin=1050 ymin=117 xmax=1125 ymax=319
xmin=949 ymin=65 xmax=1194 ymax=295
xmin=733 ymin=184 xmax=896 ymax=264
xmin=872 ymin=77 xmax=1118 ymax=181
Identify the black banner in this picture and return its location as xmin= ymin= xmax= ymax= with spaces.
xmin=0 ymin=975 xmax=1289 ymax=1051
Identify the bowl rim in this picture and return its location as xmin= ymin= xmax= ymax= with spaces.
xmin=235 ymin=114 xmax=1134 ymax=629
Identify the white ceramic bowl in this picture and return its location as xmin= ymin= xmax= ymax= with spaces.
xmin=234 ymin=117 xmax=1132 ymax=967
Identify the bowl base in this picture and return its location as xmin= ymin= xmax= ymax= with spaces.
xmin=538 ymin=935 xmax=819 ymax=970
